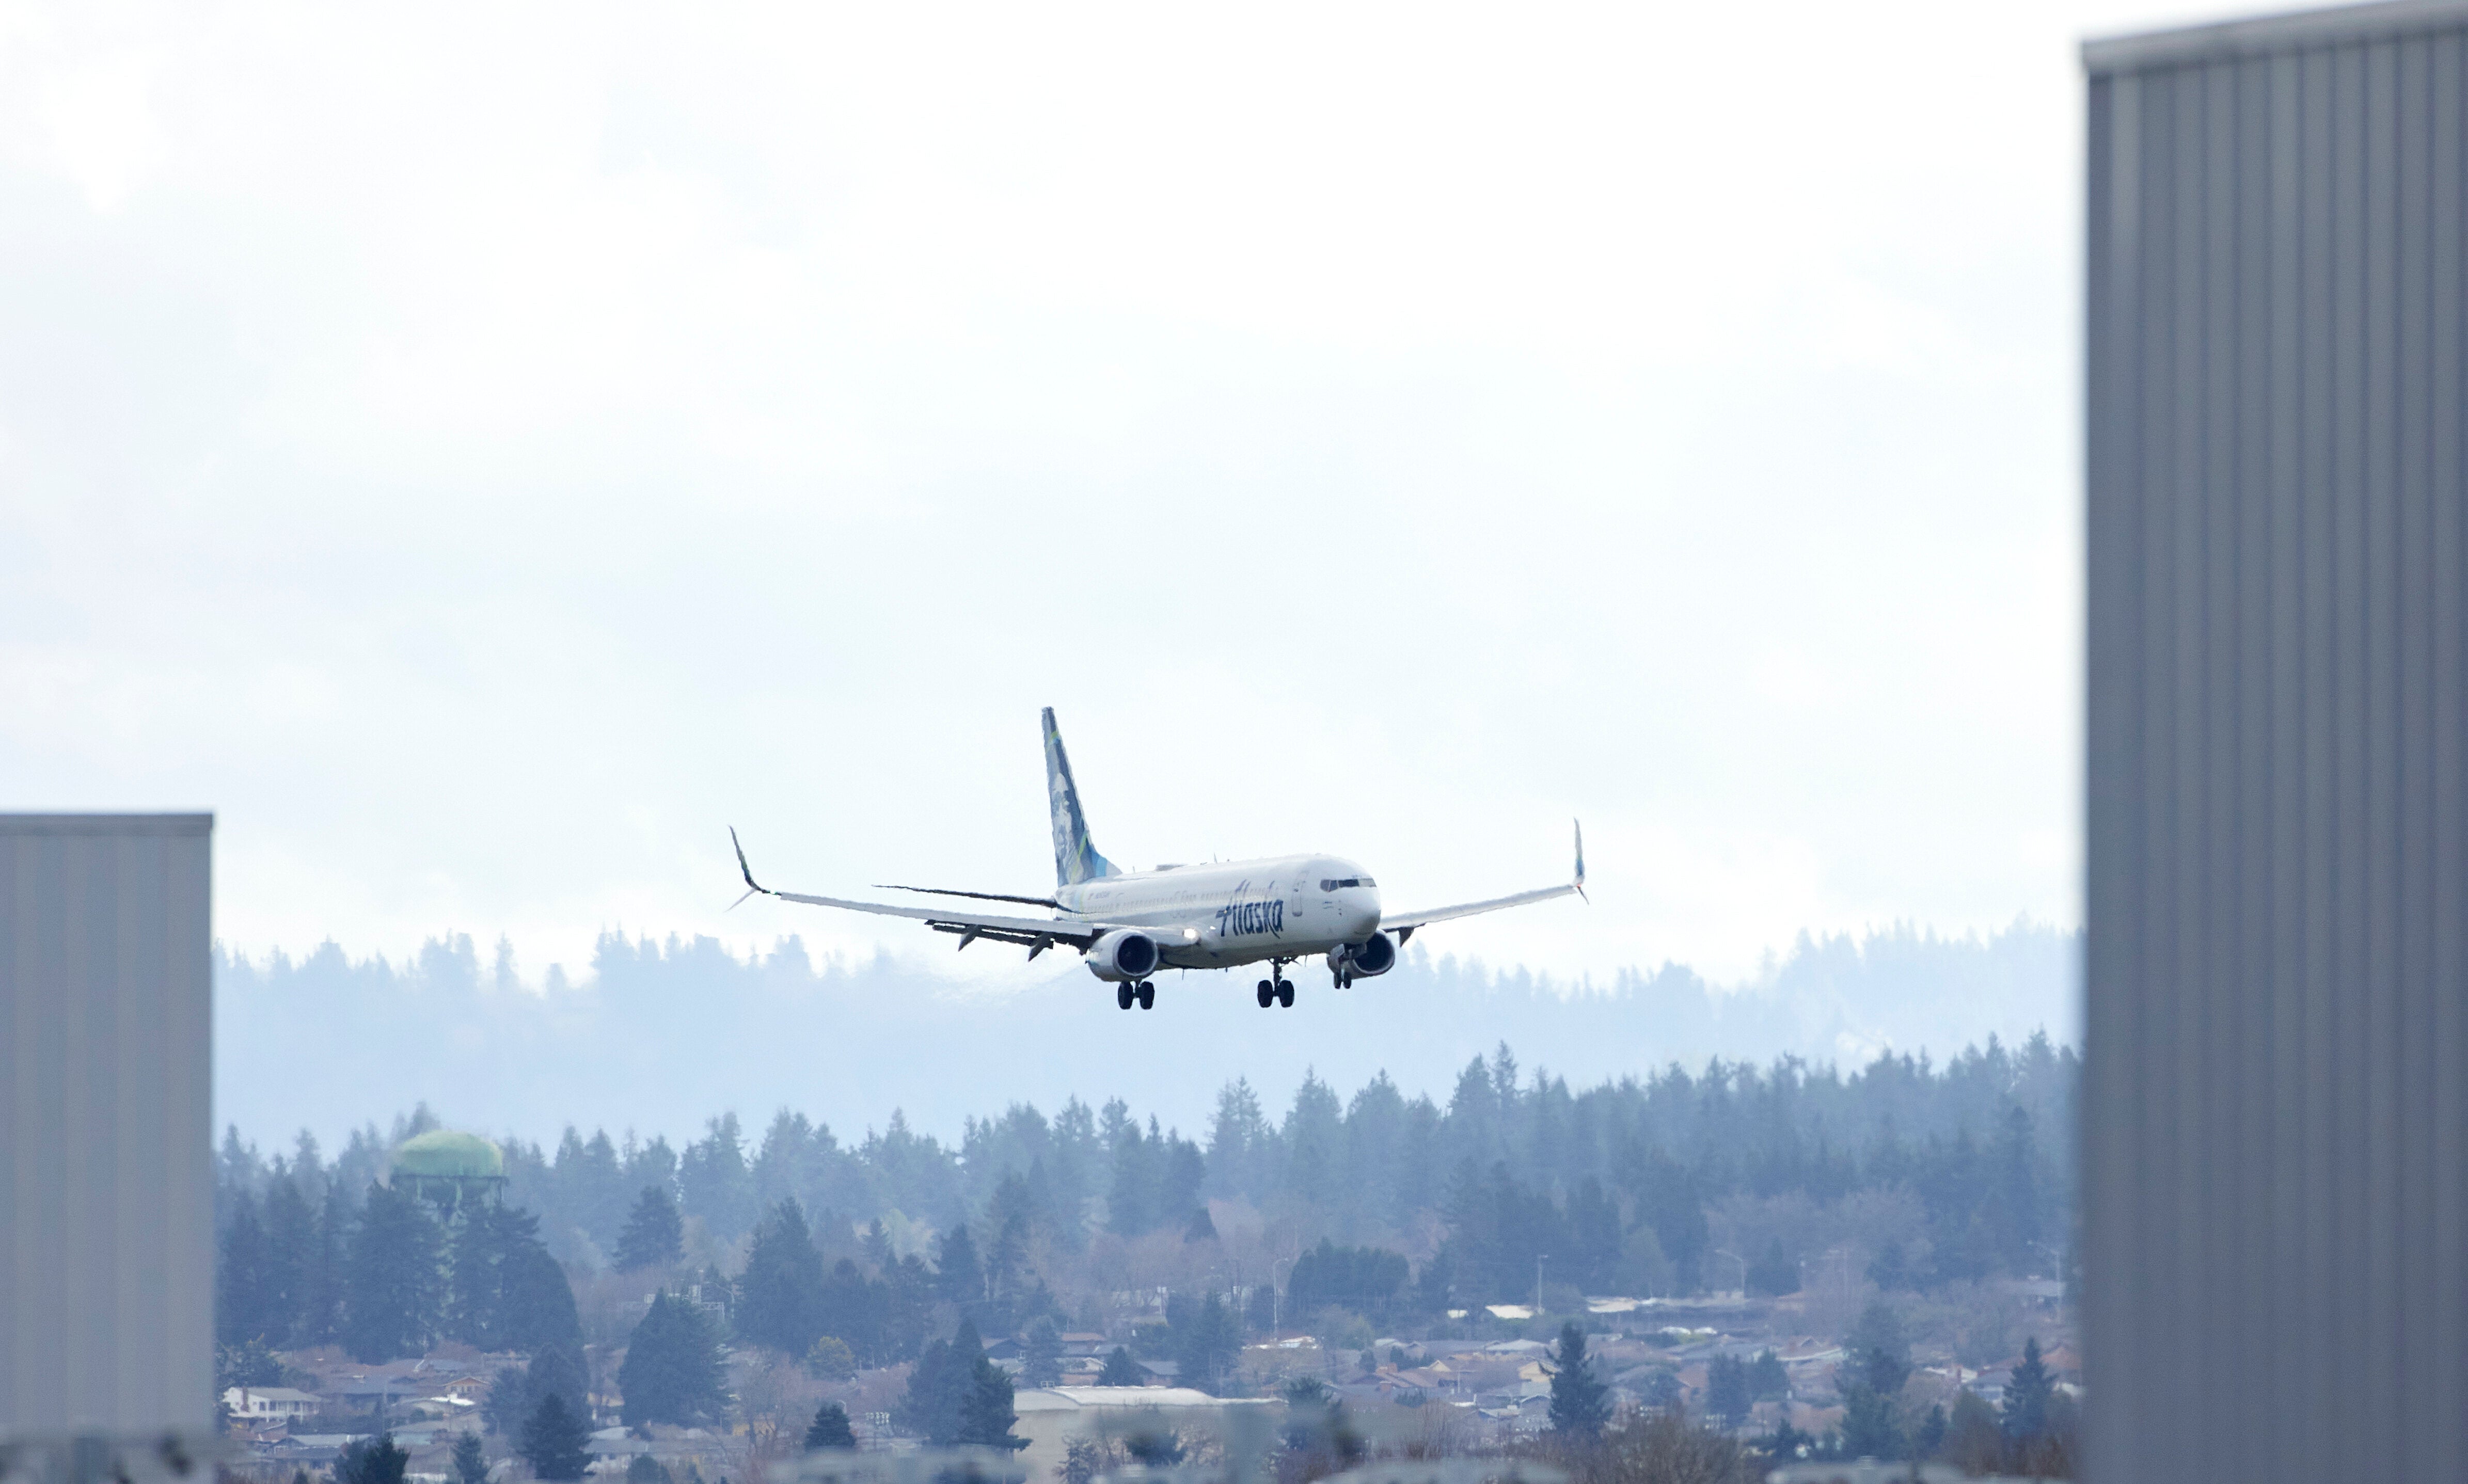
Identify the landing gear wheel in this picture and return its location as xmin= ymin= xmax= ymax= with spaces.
xmin=1137 ymin=980 xmax=1156 ymax=1010
xmin=1257 ymin=980 xmax=1274 ymax=1008
xmin=1117 ymin=982 xmax=1134 ymax=1010
xmin=1277 ymin=981 xmax=1295 ymax=1008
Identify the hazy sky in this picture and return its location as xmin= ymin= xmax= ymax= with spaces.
xmin=3 ymin=0 xmax=2213 ymax=986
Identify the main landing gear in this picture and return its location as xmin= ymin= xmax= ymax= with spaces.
xmin=1255 ymin=963 xmax=1295 ymax=1009
xmin=1116 ymin=980 xmax=1156 ymax=1010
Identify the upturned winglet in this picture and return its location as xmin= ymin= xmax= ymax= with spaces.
xmin=728 ymin=827 xmax=768 ymax=911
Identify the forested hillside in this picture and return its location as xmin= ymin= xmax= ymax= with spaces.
xmin=213 ymin=919 xmax=2077 ymax=1148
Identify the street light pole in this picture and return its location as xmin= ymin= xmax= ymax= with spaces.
xmin=1713 ymin=1248 xmax=1747 ymax=1297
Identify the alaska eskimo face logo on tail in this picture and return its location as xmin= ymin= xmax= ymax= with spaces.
xmin=1043 ymin=706 xmax=1117 ymax=888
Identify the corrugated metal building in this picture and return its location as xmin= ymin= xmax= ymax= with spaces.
xmin=2 ymin=816 xmax=215 ymax=1449
xmin=2084 ymin=3 xmax=2468 ymax=1479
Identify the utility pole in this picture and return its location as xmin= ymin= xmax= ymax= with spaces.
xmin=1536 ymin=1254 xmax=1547 ymax=1318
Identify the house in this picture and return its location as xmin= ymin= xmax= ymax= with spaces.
xmin=223 ymin=1388 xmax=320 ymax=1423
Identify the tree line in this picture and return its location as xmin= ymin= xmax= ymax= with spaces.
xmin=216 ymin=1034 xmax=2074 ymax=1318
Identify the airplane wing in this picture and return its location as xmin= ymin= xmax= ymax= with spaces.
xmin=1379 ymin=820 xmax=1587 ymax=944
xmin=729 ymin=830 xmax=1188 ymax=960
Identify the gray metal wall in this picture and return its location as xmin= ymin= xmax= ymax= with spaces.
xmin=2084 ymin=3 xmax=2468 ymax=1479
xmin=2 ymin=816 xmax=214 ymax=1436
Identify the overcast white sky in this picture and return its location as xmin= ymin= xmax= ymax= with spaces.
xmin=2 ymin=0 xmax=2220 ymax=987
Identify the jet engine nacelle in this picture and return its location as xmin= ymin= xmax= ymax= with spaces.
xmin=1327 ymin=931 xmax=1398 ymax=980
xmin=1087 ymin=928 xmax=1162 ymax=982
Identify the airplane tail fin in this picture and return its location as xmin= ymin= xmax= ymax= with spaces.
xmin=1042 ymin=707 xmax=1118 ymax=889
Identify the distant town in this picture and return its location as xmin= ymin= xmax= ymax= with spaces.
xmin=213 ymin=1041 xmax=2079 ymax=1483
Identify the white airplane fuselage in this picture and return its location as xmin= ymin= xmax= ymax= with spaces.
xmin=1055 ymin=855 xmax=1383 ymax=971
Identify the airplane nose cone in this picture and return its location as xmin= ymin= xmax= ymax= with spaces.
xmin=1351 ymin=898 xmax=1382 ymax=938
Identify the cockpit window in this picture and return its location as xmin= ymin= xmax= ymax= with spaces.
xmin=1320 ymin=876 xmax=1377 ymax=890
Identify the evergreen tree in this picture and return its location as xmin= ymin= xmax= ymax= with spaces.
xmin=519 ymin=1393 xmax=592 ymax=1482
xmin=1173 ymin=1292 xmax=1241 ymax=1395
xmin=958 ymin=1352 xmax=1028 ymax=1452
xmin=738 ymin=1199 xmax=826 ymax=1356
xmin=625 ymin=1458 xmax=671 ymax=1484
xmin=885 ymin=1254 xmax=937 ymax=1360
xmin=1704 ymin=1353 xmax=1751 ymax=1427
xmin=986 ymin=1202 xmax=1029 ymax=1305
xmin=1987 ymin=1106 xmax=2045 ymax=1271
xmin=818 ymin=1258 xmax=887 ymax=1363
xmin=450 ymin=1432 xmax=487 ymax=1484
xmin=677 ymin=1113 xmax=755 ymax=1241
xmin=502 ymin=1242 xmax=585 ymax=1355
xmin=448 ymin=1203 xmax=559 ymax=1351
xmin=1749 ymin=1348 xmax=1790 ymax=1400
xmin=1915 ymin=1404 xmax=1948 ymax=1459
xmin=936 ymin=1224 xmax=984 ymax=1309
xmin=897 ymin=1321 xmax=986 ymax=1444
xmin=803 ymin=1402 xmax=857 ymax=1451
xmin=343 ymin=1183 xmax=446 ymax=1362
xmin=336 ymin=1435 xmax=410 ymax=1484
xmin=1544 ymin=1322 xmax=1609 ymax=1441
xmin=491 ymin=1342 xmax=591 ymax=1439
xmin=2001 ymin=1337 xmax=2055 ymax=1446
xmin=1845 ymin=1301 xmax=1913 ymax=1395
xmin=299 ymin=1183 xmax=352 ymax=1346
xmin=1021 ymin=1317 xmax=1063 ymax=1389
xmin=216 ymin=1190 xmax=275 ymax=1346
xmin=619 ymin=1291 xmax=729 ymax=1427
xmin=483 ymin=1370 xmax=529 ymax=1437
xmin=615 ymin=1187 xmax=685 ymax=1272
xmin=1864 ymin=1239 xmax=1919 ymax=1292
xmin=1098 ymin=1346 xmax=1142 ymax=1387
xmin=1838 ymin=1382 xmax=1903 ymax=1460
xmin=263 ymin=1176 xmax=319 ymax=1345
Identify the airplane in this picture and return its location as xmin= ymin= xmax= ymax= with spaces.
xmin=729 ymin=707 xmax=1584 ymax=1011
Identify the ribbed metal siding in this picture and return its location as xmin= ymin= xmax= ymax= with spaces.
xmin=1 ymin=816 xmax=214 ymax=1434
xmin=2085 ymin=7 xmax=2468 ymax=1481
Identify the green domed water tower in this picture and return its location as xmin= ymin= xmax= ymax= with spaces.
xmin=390 ymin=1129 xmax=508 ymax=1216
